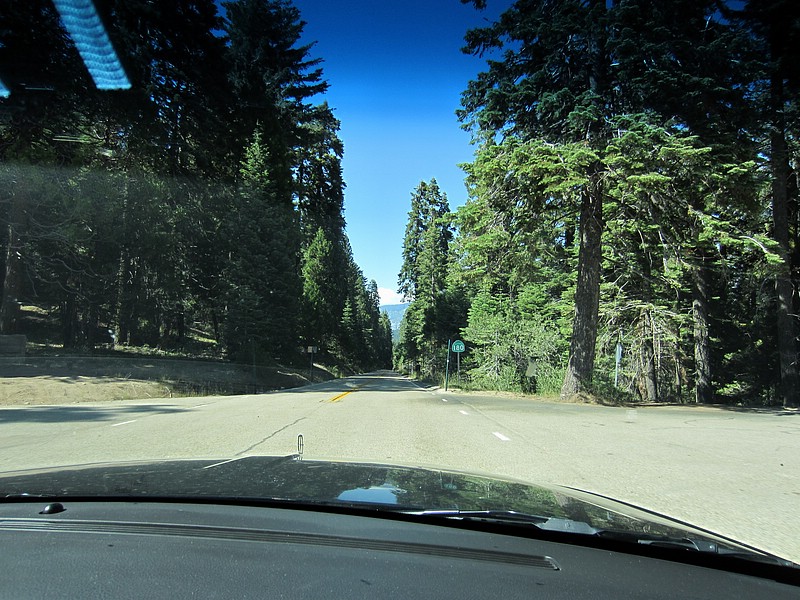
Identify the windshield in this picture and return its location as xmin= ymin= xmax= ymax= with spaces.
xmin=0 ymin=0 xmax=798 ymax=568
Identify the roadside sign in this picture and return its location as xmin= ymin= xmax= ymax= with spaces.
xmin=452 ymin=340 xmax=465 ymax=353
xmin=307 ymin=346 xmax=318 ymax=379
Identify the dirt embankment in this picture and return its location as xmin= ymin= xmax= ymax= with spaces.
xmin=0 ymin=356 xmax=335 ymax=406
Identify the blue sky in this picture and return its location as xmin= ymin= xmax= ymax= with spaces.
xmin=293 ymin=0 xmax=510 ymax=305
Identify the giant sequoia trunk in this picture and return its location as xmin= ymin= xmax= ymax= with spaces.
xmin=561 ymin=186 xmax=603 ymax=397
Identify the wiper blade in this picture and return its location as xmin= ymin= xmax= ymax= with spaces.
xmin=597 ymin=530 xmax=797 ymax=566
xmin=403 ymin=509 xmax=795 ymax=567
xmin=402 ymin=509 xmax=598 ymax=534
xmin=402 ymin=509 xmax=546 ymax=523
xmin=599 ymin=530 xmax=730 ymax=553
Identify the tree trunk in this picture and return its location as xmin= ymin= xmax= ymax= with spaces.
xmin=85 ymin=301 xmax=98 ymax=352
xmin=177 ymin=305 xmax=186 ymax=342
xmin=564 ymin=220 xmax=575 ymax=250
xmin=638 ymin=250 xmax=658 ymax=402
xmin=115 ymin=256 xmax=130 ymax=344
xmin=0 ymin=195 xmax=26 ymax=334
xmin=674 ymin=292 xmax=688 ymax=401
xmin=691 ymin=258 xmax=712 ymax=404
xmin=114 ymin=187 xmax=130 ymax=345
xmin=642 ymin=311 xmax=659 ymax=403
xmin=562 ymin=2 xmax=607 ymax=398
xmin=561 ymin=185 xmax=603 ymax=397
xmin=770 ymin=72 xmax=799 ymax=407
xmin=211 ymin=308 xmax=220 ymax=342
xmin=61 ymin=293 xmax=78 ymax=348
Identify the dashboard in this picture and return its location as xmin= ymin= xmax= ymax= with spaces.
xmin=1 ymin=500 xmax=797 ymax=599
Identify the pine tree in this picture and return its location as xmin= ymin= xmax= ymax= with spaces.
xmin=301 ymin=227 xmax=341 ymax=349
xmin=0 ymin=0 xmax=88 ymax=333
xmin=222 ymin=0 xmax=327 ymax=172
xmin=222 ymin=133 xmax=301 ymax=361
xmin=459 ymin=0 xmax=762 ymax=404
xmin=296 ymin=103 xmax=346 ymax=243
xmin=397 ymin=179 xmax=453 ymax=375
xmin=460 ymin=0 xmax=615 ymax=398
xmin=739 ymin=0 xmax=800 ymax=407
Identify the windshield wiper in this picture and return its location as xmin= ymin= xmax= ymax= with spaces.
xmin=401 ymin=509 xmax=796 ymax=567
xmin=403 ymin=509 xmax=597 ymax=534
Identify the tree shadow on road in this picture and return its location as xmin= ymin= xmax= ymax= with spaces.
xmin=279 ymin=371 xmax=428 ymax=395
xmin=629 ymin=402 xmax=799 ymax=416
xmin=712 ymin=405 xmax=799 ymax=416
xmin=0 ymin=404 xmax=186 ymax=424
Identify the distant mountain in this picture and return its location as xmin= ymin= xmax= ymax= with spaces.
xmin=380 ymin=303 xmax=409 ymax=341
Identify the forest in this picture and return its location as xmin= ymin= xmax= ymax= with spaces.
xmin=0 ymin=0 xmax=393 ymax=373
xmin=396 ymin=0 xmax=800 ymax=407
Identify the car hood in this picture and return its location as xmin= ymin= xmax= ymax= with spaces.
xmin=0 ymin=455 xmax=785 ymax=563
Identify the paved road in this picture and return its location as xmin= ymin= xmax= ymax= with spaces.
xmin=0 ymin=370 xmax=798 ymax=562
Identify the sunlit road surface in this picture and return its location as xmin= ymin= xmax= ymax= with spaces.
xmin=1 ymin=370 xmax=798 ymax=563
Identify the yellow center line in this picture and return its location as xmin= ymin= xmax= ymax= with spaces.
xmin=329 ymin=391 xmax=352 ymax=403
xmin=326 ymin=384 xmax=364 ymax=403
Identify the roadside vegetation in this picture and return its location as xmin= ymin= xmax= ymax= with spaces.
xmin=0 ymin=0 xmax=392 ymax=380
xmin=396 ymin=0 xmax=800 ymax=408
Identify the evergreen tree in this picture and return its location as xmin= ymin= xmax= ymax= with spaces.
xmin=376 ymin=311 xmax=394 ymax=369
xmin=738 ymin=0 xmax=800 ymax=407
xmin=0 ymin=0 xmax=380 ymax=375
xmin=301 ymin=227 xmax=341 ymax=349
xmin=462 ymin=290 xmax=563 ymax=393
xmin=0 ymin=0 xmax=88 ymax=333
xmin=296 ymin=104 xmax=346 ymax=243
xmin=222 ymin=133 xmax=301 ymax=361
xmin=397 ymin=179 xmax=453 ymax=375
xmin=460 ymin=0 xmax=616 ymax=397
xmin=459 ymin=0 xmax=763 ymax=404
xmin=222 ymin=0 xmax=327 ymax=173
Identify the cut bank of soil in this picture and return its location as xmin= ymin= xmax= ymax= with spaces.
xmin=0 ymin=356 xmax=333 ymax=406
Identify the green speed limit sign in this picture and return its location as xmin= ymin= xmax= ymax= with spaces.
xmin=451 ymin=340 xmax=465 ymax=353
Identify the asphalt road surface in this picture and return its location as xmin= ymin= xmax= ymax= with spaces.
xmin=1 ymin=370 xmax=798 ymax=562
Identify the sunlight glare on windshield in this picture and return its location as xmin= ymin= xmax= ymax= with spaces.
xmin=52 ymin=0 xmax=131 ymax=90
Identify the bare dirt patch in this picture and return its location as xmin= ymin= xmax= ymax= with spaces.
xmin=0 ymin=356 xmax=334 ymax=406
xmin=0 ymin=376 xmax=170 ymax=405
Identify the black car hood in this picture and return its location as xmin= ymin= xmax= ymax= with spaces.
xmin=0 ymin=455 xmax=782 ymax=562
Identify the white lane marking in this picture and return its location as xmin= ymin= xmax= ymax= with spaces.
xmin=202 ymin=457 xmax=246 ymax=470
xmin=441 ymin=398 xmax=448 ymax=402
xmin=111 ymin=420 xmax=137 ymax=427
xmin=459 ymin=410 xmax=469 ymax=415
xmin=191 ymin=403 xmax=210 ymax=408
xmin=492 ymin=432 xmax=511 ymax=442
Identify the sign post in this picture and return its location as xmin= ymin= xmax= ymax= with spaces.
xmin=307 ymin=346 xmax=318 ymax=379
xmin=444 ymin=339 xmax=451 ymax=391
xmin=451 ymin=340 xmax=465 ymax=384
